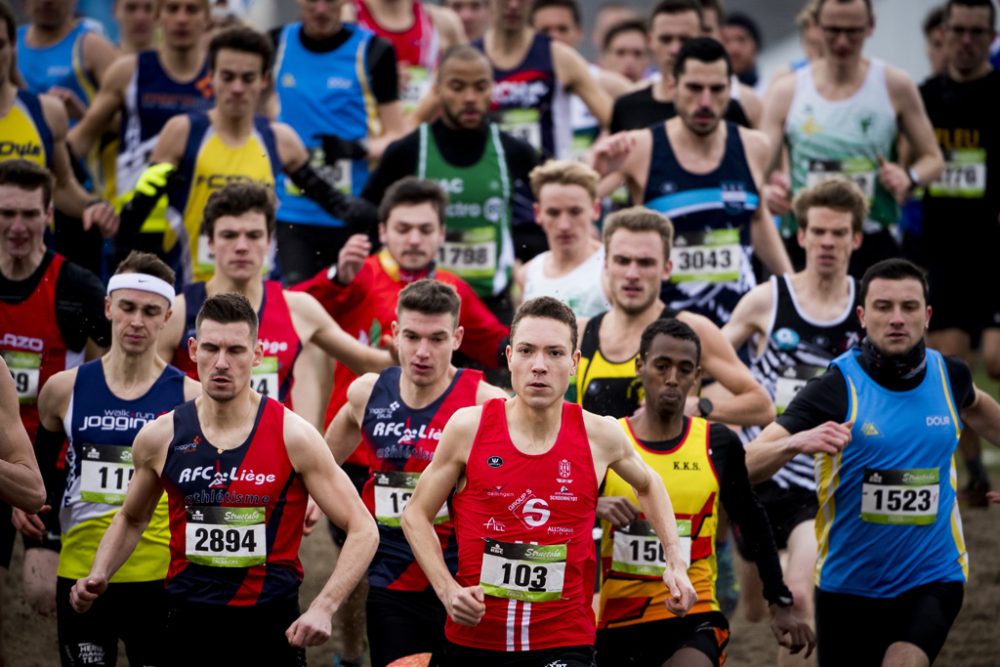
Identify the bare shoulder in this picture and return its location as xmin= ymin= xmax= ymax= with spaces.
xmin=766 ymin=68 xmax=798 ymax=98
xmin=551 ymin=39 xmax=588 ymax=73
xmin=446 ymin=405 xmax=487 ymax=435
xmin=737 ymin=279 xmax=775 ymax=317
xmin=38 ymin=94 xmax=69 ymax=136
xmin=282 ymin=289 xmax=321 ymax=314
xmin=476 ymin=381 xmax=510 ymax=403
xmin=181 ymin=376 xmax=202 ymax=401
xmin=346 ymin=372 xmax=380 ymax=408
xmin=101 ymin=53 xmax=138 ymax=89
xmin=37 ymin=366 xmax=78 ymax=419
xmin=582 ymin=410 xmax=626 ymax=449
xmin=737 ymin=126 xmax=772 ymax=161
xmin=426 ymin=4 xmax=465 ymax=43
xmin=132 ymin=411 xmax=176 ymax=466
xmin=883 ymin=63 xmax=921 ymax=104
xmin=675 ymin=309 xmax=716 ymax=336
xmin=155 ymin=114 xmax=191 ymax=161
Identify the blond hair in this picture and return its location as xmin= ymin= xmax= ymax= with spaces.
xmin=529 ymin=159 xmax=600 ymax=200
xmin=602 ymin=207 xmax=674 ymax=262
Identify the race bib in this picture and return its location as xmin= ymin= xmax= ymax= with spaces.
xmin=499 ymin=109 xmax=542 ymax=151
xmin=401 ymin=66 xmax=431 ymax=112
xmin=437 ymin=227 xmax=498 ymax=277
xmin=611 ymin=519 xmax=691 ymax=577
xmin=250 ymin=356 xmax=279 ymax=398
xmin=185 ymin=506 xmax=267 ymax=567
xmin=671 ymin=229 xmax=741 ymax=283
xmin=2 ymin=350 xmax=41 ymax=403
xmin=774 ymin=365 xmax=825 ymax=414
xmin=373 ymin=471 xmax=448 ymax=527
xmin=928 ymin=149 xmax=986 ymax=199
xmin=480 ymin=538 xmax=566 ymax=602
xmin=860 ymin=468 xmax=940 ymax=526
xmin=805 ymin=158 xmax=876 ymax=199
xmin=79 ymin=445 xmax=135 ymax=504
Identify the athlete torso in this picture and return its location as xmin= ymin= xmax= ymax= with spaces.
xmin=0 ymin=90 xmax=55 ymax=170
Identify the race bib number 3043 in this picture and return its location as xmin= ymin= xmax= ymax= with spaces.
xmin=480 ymin=538 xmax=566 ymax=602
xmin=185 ymin=506 xmax=267 ymax=567
xmin=670 ymin=229 xmax=741 ymax=284
xmin=860 ymin=468 xmax=940 ymax=525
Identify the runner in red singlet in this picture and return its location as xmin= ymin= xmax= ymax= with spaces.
xmin=402 ymin=296 xmax=696 ymax=666
xmin=70 ymin=293 xmax=379 ymax=666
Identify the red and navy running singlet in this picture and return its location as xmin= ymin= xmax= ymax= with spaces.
xmin=360 ymin=366 xmax=482 ymax=591
xmin=172 ymin=280 xmax=302 ymax=407
xmin=0 ymin=253 xmax=74 ymax=441
xmin=160 ymin=397 xmax=308 ymax=606
xmin=448 ymin=399 xmax=598 ymax=652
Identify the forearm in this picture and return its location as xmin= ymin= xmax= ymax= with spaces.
xmin=909 ymin=149 xmax=944 ymax=185
xmin=287 ymin=164 xmax=378 ymax=235
xmin=965 ymin=389 xmax=1000 ymax=447
xmin=745 ymin=435 xmax=799 ymax=484
xmin=709 ymin=385 xmax=775 ymax=427
xmin=308 ymin=519 xmax=378 ymax=615
xmin=0 ymin=460 xmax=45 ymax=512
xmin=722 ymin=480 xmax=790 ymax=604
xmin=635 ymin=479 xmax=683 ymax=564
xmin=751 ymin=213 xmax=792 ymax=276
xmin=89 ymin=509 xmax=150 ymax=580
xmin=402 ymin=509 xmax=461 ymax=601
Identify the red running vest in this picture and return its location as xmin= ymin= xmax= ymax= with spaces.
xmin=448 ymin=398 xmax=598 ymax=652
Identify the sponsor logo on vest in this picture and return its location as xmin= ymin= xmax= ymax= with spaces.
xmin=484 ymin=517 xmax=506 ymax=532
xmin=508 ymin=490 xmax=551 ymax=526
xmin=326 ymin=76 xmax=352 ymax=90
xmin=487 ymin=455 xmax=504 ymax=468
xmin=673 ymin=461 xmax=701 ymax=471
xmin=368 ymin=401 xmax=400 ymax=420
xmin=178 ymin=465 xmax=277 ymax=486
xmin=0 ymin=141 xmax=42 ymax=159
xmin=437 ymin=178 xmax=464 ymax=194
xmin=259 ymin=338 xmax=288 ymax=355
xmin=371 ymin=421 xmax=443 ymax=443
xmin=0 ymin=334 xmax=44 ymax=352
xmin=926 ymin=416 xmax=952 ymax=427
xmin=861 ymin=421 xmax=881 ymax=436
xmin=193 ymin=174 xmax=271 ymax=190
xmin=494 ymin=79 xmax=550 ymax=107
xmin=79 ymin=409 xmax=157 ymax=432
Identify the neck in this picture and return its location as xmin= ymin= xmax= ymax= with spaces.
xmin=800 ymin=265 xmax=850 ymax=298
xmin=400 ymin=366 xmax=456 ymax=408
xmin=162 ymin=43 xmax=205 ymax=74
xmin=197 ymin=390 xmax=259 ymax=433
xmin=548 ymin=239 xmax=597 ymax=272
xmin=0 ymin=246 xmax=46 ymax=281
xmin=507 ymin=395 xmax=563 ymax=445
xmin=27 ymin=19 xmax=76 ymax=46
xmin=629 ymin=406 xmax=685 ymax=441
xmin=670 ymin=117 xmax=723 ymax=153
xmin=207 ymin=273 xmax=263 ymax=309
xmin=209 ymin=108 xmax=255 ymax=138
xmin=490 ymin=26 xmax=531 ymax=52
xmin=653 ymin=75 xmax=675 ymax=102
xmin=949 ymin=61 xmax=992 ymax=83
xmin=102 ymin=345 xmax=163 ymax=389
xmin=609 ymin=299 xmax=666 ymax=331
xmin=821 ymin=56 xmax=862 ymax=84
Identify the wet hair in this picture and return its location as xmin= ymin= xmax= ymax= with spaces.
xmin=201 ymin=182 xmax=276 ymax=239
xmin=945 ymin=0 xmax=996 ymax=28
xmin=114 ymin=250 xmax=176 ymax=286
xmin=602 ymin=206 xmax=674 ymax=263
xmin=208 ymin=26 xmax=274 ymax=74
xmin=673 ymin=35 xmax=734 ymax=79
xmin=397 ymin=279 xmax=461 ymax=326
xmin=792 ymin=177 xmax=868 ymax=234
xmin=602 ymin=18 xmax=649 ymax=51
xmin=529 ymin=159 xmax=600 ymax=200
xmin=378 ymin=177 xmax=448 ymax=225
xmin=195 ymin=292 xmax=259 ymax=340
xmin=510 ymin=296 xmax=578 ymax=350
xmin=0 ymin=159 xmax=53 ymax=208
xmin=859 ymin=258 xmax=930 ymax=305
xmin=530 ymin=0 xmax=582 ymax=27
xmin=639 ymin=318 xmax=701 ymax=364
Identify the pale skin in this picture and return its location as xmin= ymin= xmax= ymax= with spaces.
xmin=591 ymin=58 xmax=792 ymax=279
xmin=759 ymin=0 xmax=943 ymax=216
xmin=70 ymin=319 xmax=380 ymax=648
xmin=0 ymin=357 xmax=45 ymax=513
xmin=401 ymin=316 xmax=697 ymax=627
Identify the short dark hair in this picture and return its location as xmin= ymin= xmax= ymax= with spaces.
xmin=924 ymin=4 xmax=947 ymax=35
xmin=195 ymin=292 xmax=259 ymax=340
xmin=697 ymin=0 xmax=726 ymax=24
xmin=115 ymin=250 xmax=176 ymax=286
xmin=814 ymin=0 xmax=874 ymax=21
xmin=0 ymin=159 xmax=53 ymax=208
xmin=724 ymin=11 xmax=763 ymax=47
xmin=202 ymin=182 xmax=276 ymax=239
xmin=793 ymin=177 xmax=868 ymax=234
xmin=510 ymin=296 xmax=578 ymax=350
xmin=859 ymin=259 xmax=930 ymax=305
xmin=602 ymin=18 xmax=648 ymax=51
xmin=208 ymin=26 xmax=274 ymax=74
xmin=651 ymin=0 xmax=703 ymax=26
xmin=945 ymin=0 xmax=996 ymax=28
xmin=378 ymin=177 xmax=448 ymax=225
xmin=673 ymin=36 xmax=734 ymax=79
xmin=397 ymin=279 xmax=461 ymax=325
xmin=436 ymin=44 xmax=492 ymax=80
xmin=639 ymin=318 xmax=701 ymax=364
xmin=530 ymin=0 xmax=582 ymax=26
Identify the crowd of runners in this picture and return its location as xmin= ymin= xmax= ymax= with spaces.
xmin=2 ymin=0 xmax=1000 ymax=665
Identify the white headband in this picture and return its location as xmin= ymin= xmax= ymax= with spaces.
xmin=107 ymin=273 xmax=176 ymax=308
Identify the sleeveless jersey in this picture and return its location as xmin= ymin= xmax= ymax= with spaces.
xmin=784 ymin=59 xmax=899 ymax=236
xmin=643 ymin=122 xmax=759 ymax=327
xmin=171 ymin=281 xmax=301 ymax=407
xmin=577 ymin=307 xmax=678 ymax=419
xmin=355 ymin=0 xmax=439 ymax=111
xmin=161 ymin=398 xmax=308 ymax=606
xmin=0 ymin=90 xmax=54 ymax=169
xmin=816 ymin=349 xmax=967 ymax=596
xmin=417 ymin=122 xmax=513 ymax=297
xmin=475 ymin=32 xmax=570 ymax=159
xmin=598 ymin=417 xmax=719 ymax=628
xmin=0 ymin=254 xmax=82 ymax=441
xmin=360 ymin=367 xmax=482 ymax=591
xmin=17 ymin=22 xmax=98 ymax=119
xmin=119 ymin=50 xmax=213 ymax=235
xmin=743 ymin=275 xmax=862 ymax=491
xmin=556 ymin=63 xmax=601 ymax=161
xmin=58 ymin=361 xmax=185 ymax=581
xmin=274 ymin=23 xmax=376 ymax=228
xmin=165 ymin=112 xmax=280 ymax=285
xmin=448 ymin=399 xmax=598 ymax=651
xmin=522 ymin=246 xmax=609 ymax=319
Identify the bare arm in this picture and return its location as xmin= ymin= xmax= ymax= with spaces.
xmin=888 ymin=66 xmax=943 ymax=188
xmin=745 ymin=420 xmax=851 ymax=484
xmin=0 ymin=358 xmax=45 ymax=512
xmin=743 ymin=127 xmax=792 ymax=275
xmin=68 ymin=55 xmax=133 ymax=157
xmin=41 ymin=96 xmax=97 ymax=218
xmin=324 ymin=374 xmax=376 ymax=465
xmin=366 ymin=101 xmax=406 ymax=160
xmin=71 ymin=416 xmax=170 ymax=611
xmin=290 ymin=342 xmax=334 ymax=431
xmin=284 ymin=410 xmax=379 ymax=647
xmin=961 ymin=388 xmax=1000 ymax=448
xmin=427 ymin=4 xmax=468 ymax=50
xmin=83 ymin=31 xmax=121 ymax=87
xmin=759 ymin=74 xmax=796 ymax=216
xmin=554 ymin=42 xmax=612 ymax=127
xmin=677 ymin=311 xmax=775 ymax=426
xmin=402 ymin=407 xmax=484 ymax=625
xmin=738 ymin=84 xmax=763 ymax=129
xmin=157 ymin=295 xmax=186 ymax=364
xmin=287 ymin=291 xmax=393 ymax=375
xmin=722 ymin=281 xmax=772 ymax=352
